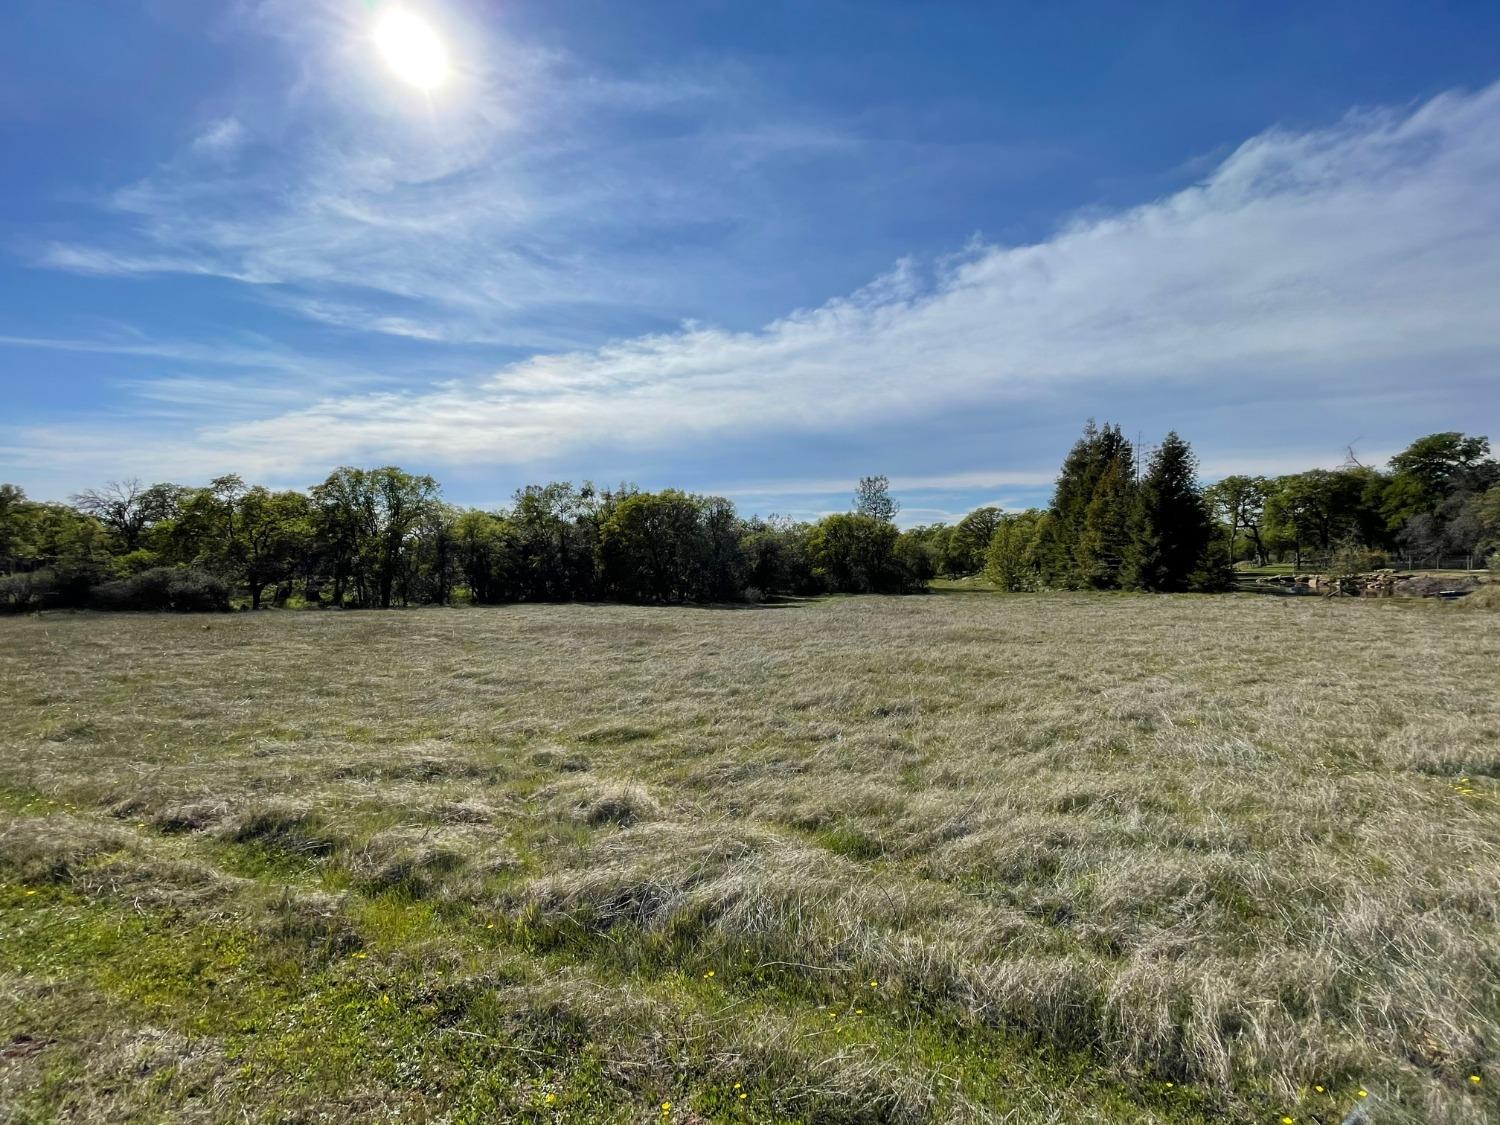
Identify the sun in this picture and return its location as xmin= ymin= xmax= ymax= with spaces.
xmin=374 ymin=9 xmax=450 ymax=91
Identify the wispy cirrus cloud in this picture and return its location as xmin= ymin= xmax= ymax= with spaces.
xmin=189 ymin=116 xmax=246 ymax=157
xmin=33 ymin=0 xmax=855 ymax=347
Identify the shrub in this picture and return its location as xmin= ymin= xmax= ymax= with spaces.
xmin=0 ymin=570 xmax=55 ymax=613
xmin=1189 ymin=538 xmax=1237 ymax=593
xmin=1324 ymin=537 xmax=1382 ymax=596
xmin=91 ymin=566 xmax=231 ymax=612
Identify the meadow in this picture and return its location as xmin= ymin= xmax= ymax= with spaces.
xmin=0 ymin=593 xmax=1496 ymax=1123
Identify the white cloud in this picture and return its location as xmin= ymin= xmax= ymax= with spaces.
xmin=189 ymin=116 xmax=246 ymax=157
xmin=10 ymin=81 xmax=1500 ymax=491
xmin=34 ymin=244 xmax=229 ymax=278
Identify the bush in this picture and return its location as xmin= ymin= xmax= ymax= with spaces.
xmin=1325 ymin=537 xmax=1382 ymax=596
xmin=1189 ymin=539 xmax=1237 ymax=593
xmin=0 ymin=570 xmax=55 ymax=614
xmin=91 ymin=567 xmax=231 ymax=612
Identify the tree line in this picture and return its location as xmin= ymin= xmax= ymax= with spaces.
xmin=955 ymin=425 xmax=1496 ymax=592
xmin=955 ymin=426 xmax=1497 ymax=592
xmin=0 ymin=468 xmax=925 ymax=612
xmin=0 ymin=426 xmax=1495 ymax=612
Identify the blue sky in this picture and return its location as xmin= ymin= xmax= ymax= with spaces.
xmin=3 ymin=1 xmax=1499 ymax=525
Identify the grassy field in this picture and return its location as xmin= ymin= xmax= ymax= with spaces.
xmin=1 ymin=594 xmax=1496 ymax=1124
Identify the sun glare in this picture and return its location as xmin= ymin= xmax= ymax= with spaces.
xmin=374 ymin=9 xmax=450 ymax=91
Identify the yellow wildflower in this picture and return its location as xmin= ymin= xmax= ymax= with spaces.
xmin=1470 ymin=1074 xmax=1482 ymax=1085
xmin=1313 ymin=1085 xmax=1324 ymax=1093
xmin=1357 ymin=1089 xmax=1368 ymax=1098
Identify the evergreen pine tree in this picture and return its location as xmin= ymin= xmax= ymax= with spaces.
xmin=1040 ymin=420 xmax=1133 ymax=588
xmin=1036 ymin=420 xmax=1100 ymax=587
xmin=1122 ymin=431 xmax=1215 ymax=591
xmin=1077 ymin=454 xmax=1135 ymax=588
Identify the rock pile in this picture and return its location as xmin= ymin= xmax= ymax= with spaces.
xmin=1253 ymin=570 xmax=1482 ymax=598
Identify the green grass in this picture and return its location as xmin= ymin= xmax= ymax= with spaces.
xmin=1 ymin=594 xmax=1497 ymax=1122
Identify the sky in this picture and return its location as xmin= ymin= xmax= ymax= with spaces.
xmin=2 ymin=1 xmax=1499 ymax=526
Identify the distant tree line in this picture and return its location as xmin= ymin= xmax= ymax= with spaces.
xmin=956 ymin=424 xmax=1235 ymax=593
xmin=1 ymin=428 xmax=1495 ymax=612
xmin=0 ymin=470 xmax=925 ymax=612
xmin=962 ymin=425 xmax=1498 ymax=593
xmin=1202 ymin=432 xmax=1500 ymax=571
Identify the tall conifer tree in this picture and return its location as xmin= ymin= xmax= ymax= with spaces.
xmin=1077 ymin=453 xmax=1135 ymax=588
xmin=1041 ymin=420 xmax=1133 ymax=588
xmin=1122 ymin=431 xmax=1214 ymax=591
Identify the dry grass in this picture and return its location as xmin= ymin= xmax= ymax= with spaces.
xmin=0 ymin=592 xmax=1497 ymax=1122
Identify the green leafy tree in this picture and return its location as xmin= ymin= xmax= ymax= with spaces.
xmin=1469 ymin=485 xmax=1500 ymax=559
xmin=311 ymin=467 xmax=438 ymax=607
xmin=739 ymin=517 xmax=817 ymax=598
xmin=4 ymin=501 xmax=115 ymax=604
xmin=946 ymin=507 xmax=1002 ymax=575
xmin=312 ymin=467 xmax=378 ymax=606
xmin=808 ymin=513 xmax=916 ymax=593
xmin=155 ymin=474 xmax=246 ymax=574
xmin=1263 ymin=469 xmax=1374 ymax=567
xmin=895 ymin=529 xmax=940 ymax=583
xmin=237 ymin=488 xmax=314 ymax=609
xmin=1205 ymin=475 xmax=1271 ymax=564
xmin=0 ymin=484 xmax=27 ymax=573
xmin=453 ymin=510 xmax=520 ymax=604
xmin=898 ymin=523 xmax=957 ymax=576
xmin=599 ymin=490 xmax=726 ymax=604
xmin=372 ymin=468 xmax=440 ymax=608
xmin=697 ymin=495 xmax=746 ymax=601
xmin=983 ymin=510 xmax=1045 ymax=591
xmin=509 ymin=482 xmax=609 ymax=601
xmin=1383 ymin=433 xmax=1497 ymax=528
